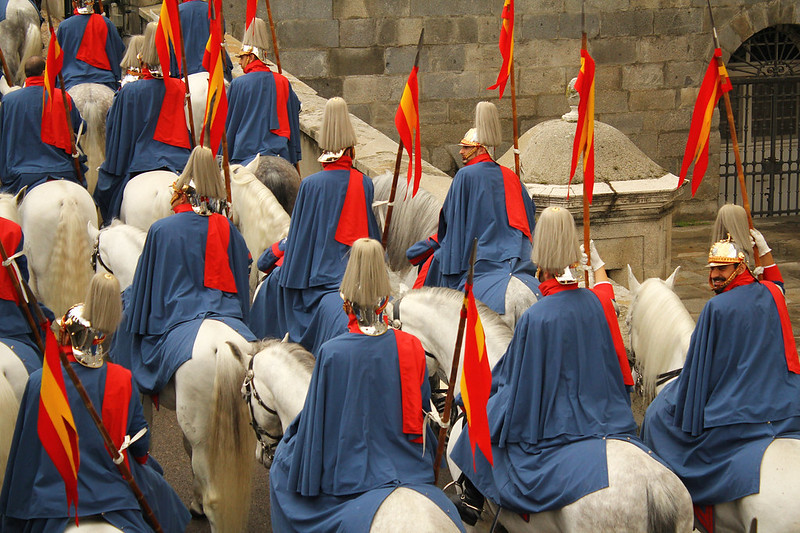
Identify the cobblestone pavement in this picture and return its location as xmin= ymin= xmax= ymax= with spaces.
xmin=151 ymin=216 xmax=800 ymax=532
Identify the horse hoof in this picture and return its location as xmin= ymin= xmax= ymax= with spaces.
xmin=189 ymin=500 xmax=205 ymax=519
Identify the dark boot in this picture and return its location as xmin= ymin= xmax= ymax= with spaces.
xmin=449 ymin=474 xmax=485 ymax=526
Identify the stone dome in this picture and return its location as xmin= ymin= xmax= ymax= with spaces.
xmin=498 ymin=118 xmax=668 ymax=185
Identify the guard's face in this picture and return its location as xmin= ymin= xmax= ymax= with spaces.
xmin=708 ymin=264 xmax=737 ymax=291
xmin=459 ymin=145 xmax=478 ymax=163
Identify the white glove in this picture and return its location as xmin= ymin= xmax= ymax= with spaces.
xmin=750 ymin=228 xmax=771 ymax=257
xmin=579 ymin=240 xmax=605 ymax=272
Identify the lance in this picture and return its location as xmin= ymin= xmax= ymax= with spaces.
xmin=171 ymin=0 xmax=197 ymax=147
xmin=0 ymin=46 xmax=14 ymax=87
xmin=56 ymin=348 xmax=164 ymax=533
xmin=381 ymin=29 xmax=423 ymax=249
xmin=0 ymin=239 xmax=45 ymax=354
xmin=509 ymin=7 xmax=520 ymax=177
xmin=209 ymin=0 xmax=232 ymax=205
xmin=705 ymin=0 xmax=760 ymax=270
xmin=44 ymin=2 xmax=86 ymax=186
xmin=433 ymin=238 xmax=477 ymax=484
xmin=580 ymin=0 xmax=591 ymax=287
xmin=263 ymin=0 xmax=282 ymax=74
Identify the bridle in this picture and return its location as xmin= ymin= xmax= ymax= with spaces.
xmin=241 ymin=352 xmax=283 ymax=463
xmin=91 ymin=230 xmax=114 ymax=276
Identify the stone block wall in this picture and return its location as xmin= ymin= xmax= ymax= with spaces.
xmin=223 ymin=0 xmax=800 ymax=221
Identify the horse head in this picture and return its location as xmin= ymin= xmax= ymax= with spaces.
xmin=90 ymin=221 xmax=146 ymax=291
xmin=0 ymin=188 xmax=23 ymax=224
xmin=626 ymin=265 xmax=693 ymax=400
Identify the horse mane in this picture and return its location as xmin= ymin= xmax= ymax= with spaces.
xmin=372 ymin=173 xmax=441 ymax=272
xmin=254 ymin=155 xmax=301 ymax=215
xmin=253 ymin=338 xmax=315 ymax=373
xmin=230 ymin=165 xmax=290 ymax=253
xmin=415 ymin=286 xmax=513 ymax=344
xmin=104 ymin=219 xmax=147 ymax=248
xmin=628 ymin=278 xmax=694 ymax=400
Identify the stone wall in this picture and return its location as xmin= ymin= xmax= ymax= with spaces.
xmin=223 ymin=0 xmax=800 ymax=221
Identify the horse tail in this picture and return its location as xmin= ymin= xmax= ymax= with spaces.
xmin=76 ymin=85 xmax=113 ymax=194
xmin=18 ymin=21 xmax=42 ymax=85
xmin=44 ymin=197 xmax=93 ymax=318
xmin=0 ymin=373 xmax=20 ymax=488
xmin=206 ymin=340 xmax=255 ymax=532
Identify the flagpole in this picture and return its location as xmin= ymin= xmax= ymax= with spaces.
xmin=381 ymin=29 xmax=423 ymax=249
xmin=44 ymin=3 xmax=85 ymax=186
xmin=0 ymin=47 xmax=14 ymax=86
xmin=56 ymin=350 xmax=164 ymax=533
xmin=581 ymin=1 xmax=591 ymax=288
xmin=209 ymin=1 xmax=232 ymax=206
xmin=263 ymin=0 xmax=282 ymax=74
xmin=509 ymin=33 xmax=520 ymax=177
xmin=171 ymin=0 xmax=197 ymax=147
xmin=705 ymin=0 xmax=759 ymax=270
xmin=0 ymin=240 xmax=45 ymax=354
xmin=433 ymin=237 xmax=477 ymax=484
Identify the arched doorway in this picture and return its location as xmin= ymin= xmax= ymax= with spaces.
xmin=720 ymin=24 xmax=800 ymax=216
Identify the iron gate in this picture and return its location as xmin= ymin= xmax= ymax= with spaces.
xmin=719 ymin=25 xmax=800 ymax=217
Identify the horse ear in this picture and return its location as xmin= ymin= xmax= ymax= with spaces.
xmin=665 ymin=266 xmax=681 ymax=289
xmin=627 ymin=264 xmax=640 ymax=292
xmin=245 ymin=154 xmax=260 ymax=175
xmin=14 ymin=186 xmax=27 ymax=207
xmin=87 ymin=222 xmax=99 ymax=241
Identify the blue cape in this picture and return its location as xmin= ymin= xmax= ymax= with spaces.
xmin=0 ymin=86 xmax=86 ymax=194
xmin=56 ymin=14 xmax=124 ymax=90
xmin=171 ymin=0 xmax=232 ymax=80
xmin=269 ymin=330 xmax=464 ymax=532
xmin=451 ymin=288 xmax=640 ymax=513
xmin=435 ymin=160 xmax=536 ymax=277
xmin=249 ymin=273 xmax=346 ymax=354
xmin=94 ymin=79 xmax=190 ymax=222
xmin=276 ymin=167 xmax=380 ymax=290
xmin=642 ymin=280 xmax=800 ymax=504
xmin=114 ymin=212 xmax=254 ymax=393
xmin=0 ymin=363 xmax=190 ymax=533
xmin=226 ymin=70 xmax=302 ymax=165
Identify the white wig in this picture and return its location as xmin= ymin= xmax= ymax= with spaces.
xmin=474 ymin=101 xmax=502 ymax=147
xmin=242 ymin=18 xmax=271 ymax=54
xmin=532 ymin=206 xmax=581 ymax=273
xmin=177 ymin=146 xmax=226 ymax=200
xmin=712 ymin=204 xmax=753 ymax=265
xmin=319 ymin=97 xmax=357 ymax=152
xmin=141 ymin=22 xmax=160 ymax=68
xmin=84 ymin=273 xmax=122 ymax=335
xmin=120 ymin=35 xmax=145 ymax=70
xmin=340 ymin=238 xmax=391 ymax=309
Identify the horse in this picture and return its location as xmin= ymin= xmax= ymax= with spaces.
xmin=17 ymin=180 xmax=98 ymax=318
xmin=0 ymin=341 xmax=26 ymax=488
xmin=188 ymin=71 xmax=211 ymax=141
xmin=88 ymin=220 xmax=146 ymax=291
xmin=628 ymin=267 xmax=800 ymax=532
xmin=242 ymin=339 xmax=464 ymax=533
xmin=230 ymin=156 xmax=291 ymax=293
xmin=67 ymin=83 xmax=115 ymax=194
xmin=391 ymin=286 xmax=694 ymax=532
xmin=251 ymin=154 xmax=301 ymax=215
xmin=118 ymin=170 xmax=178 ymax=232
xmin=0 ymin=0 xmax=41 ymax=85
xmin=373 ymin=174 xmax=538 ymax=329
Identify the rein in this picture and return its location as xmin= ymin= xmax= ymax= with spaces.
xmin=91 ymin=231 xmax=114 ymax=275
xmin=656 ymin=368 xmax=682 ymax=386
xmin=241 ymin=352 xmax=283 ymax=462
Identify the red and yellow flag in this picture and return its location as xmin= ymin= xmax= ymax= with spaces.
xmin=155 ymin=0 xmax=182 ymax=78
xmin=245 ymin=0 xmax=257 ymax=31
xmin=41 ymin=27 xmax=72 ymax=154
xmin=37 ymin=329 xmax=80 ymax=518
xmin=678 ymin=48 xmax=732 ymax=197
xmin=394 ymin=65 xmax=422 ymax=198
xmin=487 ymin=0 xmax=514 ymax=99
xmin=569 ymin=49 xmax=596 ymax=204
xmin=460 ymin=282 xmax=493 ymax=467
xmin=201 ymin=16 xmax=228 ymax=153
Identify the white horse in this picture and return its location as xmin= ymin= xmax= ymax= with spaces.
xmin=250 ymin=154 xmax=301 ymax=215
xmin=0 ymin=0 xmax=41 ymax=85
xmin=0 ymin=342 xmax=26 ymax=488
xmin=391 ymin=287 xmax=694 ymax=533
xmin=17 ymin=180 xmax=98 ymax=318
xmin=230 ymin=156 xmax=290 ymax=293
xmin=373 ymin=174 xmax=538 ymax=329
xmin=119 ymin=170 xmax=179 ymax=232
xmin=242 ymin=339 xmax=464 ymax=533
xmin=88 ymin=221 xmax=146 ymax=290
xmin=67 ymin=83 xmax=115 ymax=194
xmin=628 ymin=267 xmax=800 ymax=533
xmin=92 ymin=220 xmax=256 ymax=532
